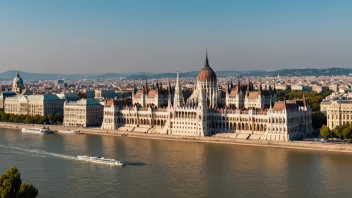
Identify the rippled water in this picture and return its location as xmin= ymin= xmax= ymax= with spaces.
xmin=1 ymin=128 xmax=352 ymax=198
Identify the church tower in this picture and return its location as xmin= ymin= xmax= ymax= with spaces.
xmin=12 ymin=71 xmax=25 ymax=94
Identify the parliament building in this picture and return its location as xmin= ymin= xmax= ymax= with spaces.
xmin=101 ymin=53 xmax=313 ymax=141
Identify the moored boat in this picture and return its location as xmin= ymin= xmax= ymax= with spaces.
xmin=22 ymin=127 xmax=53 ymax=134
xmin=77 ymin=155 xmax=125 ymax=166
xmin=58 ymin=129 xmax=82 ymax=134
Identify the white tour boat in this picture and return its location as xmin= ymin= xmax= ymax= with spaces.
xmin=21 ymin=127 xmax=53 ymax=134
xmin=77 ymin=155 xmax=125 ymax=166
xmin=57 ymin=129 xmax=82 ymax=134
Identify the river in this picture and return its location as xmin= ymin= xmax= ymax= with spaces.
xmin=0 ymin=128 xmax=351 ymax=198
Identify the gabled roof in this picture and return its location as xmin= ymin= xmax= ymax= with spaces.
xmin=148 ymin=90 xmax=157 ymax=97
xmin=135 ymin=90 xmax=144 ymax=98
xmin=248 ymin=92 xmax=260 ymax=99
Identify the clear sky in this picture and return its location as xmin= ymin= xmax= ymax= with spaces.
xmin=1 ymin=0 xmax=352 ymax=74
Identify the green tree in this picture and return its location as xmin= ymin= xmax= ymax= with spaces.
xmin=2 ymin=114 xmax=10 ymax=122
xmin=53 ymin=113 xmax=63 ymax=123
xmin=46 ymin=114 xmax=53 ymax=124
xmin=24 ymin=115 xmax=32 ymax=124
xmin=13 ymin=115 xmax=21 ymax=123
xmin=342 ymin=127 xmax=352 ymax=140
xmin=0 ymin=167 xmax=38 ymax=198
xmin=33 ymin=115 xmax=42 ymax=124
xmin=320 ymin=125 xmax=330 ymax=140
xmin=17 ymin=184 xmax=38 ymax=198
xmin=333 ymin=125 xmax=344 ymax=139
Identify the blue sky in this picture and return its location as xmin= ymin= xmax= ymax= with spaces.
xmin=1 ymin=0 xmax=352 ymax=74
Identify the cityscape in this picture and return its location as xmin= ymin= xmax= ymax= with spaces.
xmin=2 ymin=1 xmax=352 ymax=198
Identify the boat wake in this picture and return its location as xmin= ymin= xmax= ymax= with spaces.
xmin=0 ymin=144 xmax=76 ymax=160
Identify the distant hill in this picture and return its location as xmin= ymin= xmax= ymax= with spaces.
xmin=0 ymin=68 xmax=351 ymax=81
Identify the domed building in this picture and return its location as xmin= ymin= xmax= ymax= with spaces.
xmin=12 ymin=71 xmax=25 ymax=94
xmin=187 ymin=51 xmax=219 ymax=108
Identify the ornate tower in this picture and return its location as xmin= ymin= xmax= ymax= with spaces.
xmin=173 ymin=71 xmax=184 ymax=107
xmin=12 ymin=71 xmax=25 ymax=94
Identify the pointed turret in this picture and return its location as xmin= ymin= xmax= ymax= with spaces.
xmin=133 ymin=81 xmax=136 ymax=94
xmin=227 ymin=81 xmax=230 ymax=94
xmin=205 ymin=49 xmax=210 ymax=68
xmin=167 ymin=78 xmax=172 ymax=107
xmin=302 ymin=92 xmax=307 ymax=108
xmin=246 ymin=78 xmax=250 ymax=96
xmin=258 ymin=79 xmax=262 ymax=95
xmin=269 ymin=100 xmax=273 ymax=109
xmin=143 ymin=79 xmax=148 ymax=93
xmin=237 ymin=77 xmax=241 ymax=94
xmin=269 ymin=82 xmax=273 ymax=93
xmin=156 ymin=78 xmax=159 ymax=92
xmin=173 ymin=70 xmax=184 ymax=107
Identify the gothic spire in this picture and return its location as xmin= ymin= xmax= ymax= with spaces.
xmin=246 ymin=78 xmax=250 ymax=96
xmin=237 ymin=76 xmax=241 ymax=94
xmin=270 ymin=100 xmax=273 ymax=109
xmin=174 ymin=70 xmax=184 ymax=107
xmin=205 ymin=49 xmax=210 ymax=68
xmin=156 ymin=78 xmax=159 ymax=91
xmin=133 ymin=81 xmax=136 ymax=94
xmin=258 ymin=78 xmax=262 ymax=95
xmin=144 ymin=79 xmax=148 ymax=93
xmin=302 ymin=92 xmax=307 ymax=108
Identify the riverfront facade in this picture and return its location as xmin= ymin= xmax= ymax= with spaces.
xmin=4 ymin=94 xmax=64 ymax=117
xmin=101 ymin=53 xmax=313 ymax=141
xmin=64 ymin=98 xmax=103 ymax=127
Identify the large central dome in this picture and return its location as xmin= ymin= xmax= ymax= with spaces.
xmin=197 ymin=52 xmax=217 ymax=82
xmin=13 ymin=71 xmax=24 ymax=87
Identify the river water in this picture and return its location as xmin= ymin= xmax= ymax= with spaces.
xmin=0 ymin=128 xmax=351 ymax=198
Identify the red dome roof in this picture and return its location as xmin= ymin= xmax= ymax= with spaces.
xmin=198 ymin=66 xmax=217 ymax=82
xmin=197 ymin=52 xmax=217 ymax=82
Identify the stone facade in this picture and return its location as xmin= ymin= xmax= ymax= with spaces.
xmin=325 ymin=100 xmax=352 ymax=130
xmin=4 ymin=94 xmax=64 ymax=116
xmin=64 ymin=98 xmax=103 ymax=127
xmin=101 ymin=53 xmax=313 ymax=141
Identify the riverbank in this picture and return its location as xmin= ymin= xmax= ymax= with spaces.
xmin=1 ymin=122 xmax=352 ymax=154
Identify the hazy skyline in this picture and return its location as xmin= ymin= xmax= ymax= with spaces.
xmin=1 ymin=0 xmax=352 ymax=74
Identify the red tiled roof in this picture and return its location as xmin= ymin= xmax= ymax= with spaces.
xmin=273 ymin=102 xmax=285 ymax=110
xmin=135 ymin=90 xmax=143 ymax=98
xmin=148 ymin=90 xmax=157 ymax=97
xmin=248 ymin=92 xmax=259 ymax=99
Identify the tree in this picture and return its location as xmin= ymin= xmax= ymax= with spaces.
xmin=24 ymin=116 xmax=32 ymax=124
xmin=320 ymin=125 xmax=330 ymax=140
xmin=0 ymin=167 xmax=38 ymax=198
xmin=333 ymin=125 xmax=344 ymax=139
xmin=17 ymin=184 xmax=38 ymax=198
xmin=342 ymin=127 xmax=352 ymax=140
xmin=53 ymin=113 xmax=63 ymax=123
xmin=46 ymin=114 xmax=54 ymax=124
xmin=13 ymin=115 xmax=21 ymax=123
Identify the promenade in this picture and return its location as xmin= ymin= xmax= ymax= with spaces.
xmin=1 ymin=122 xmax=352 ymax=154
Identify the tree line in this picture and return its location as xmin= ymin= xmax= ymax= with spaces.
xmin=0 ymin=112 xmax=63 ymax=125
xmin=320 ymin=124 xmax=352 ymax=141
xmin=276 ymin=89 xmax=332 ymax=112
